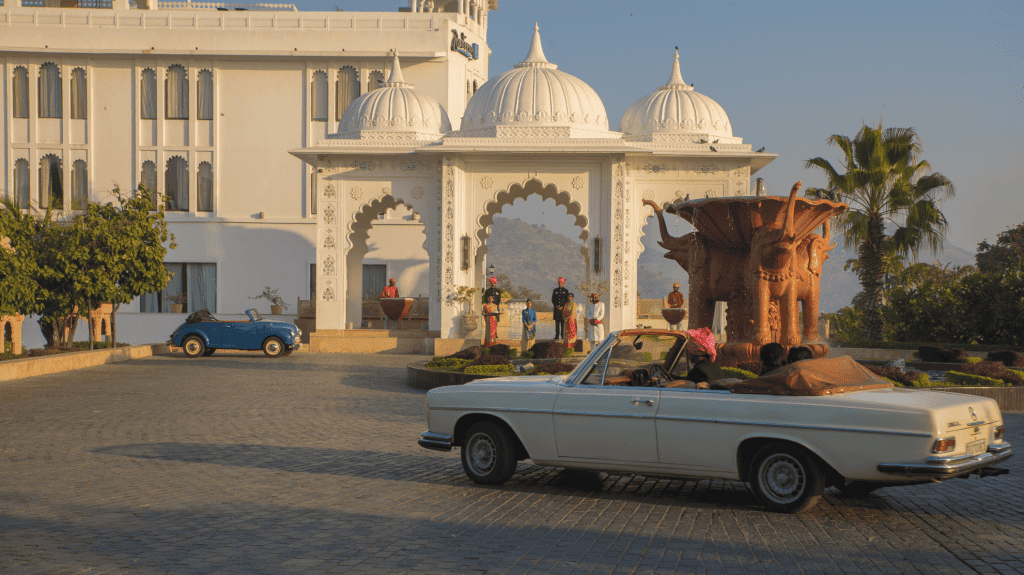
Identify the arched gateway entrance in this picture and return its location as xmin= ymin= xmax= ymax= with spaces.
xmin=292 ymin=32 xmax=774 ymax=352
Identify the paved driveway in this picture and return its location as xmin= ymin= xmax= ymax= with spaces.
xmin=1 ymin=352 xmax=1022 ymax=575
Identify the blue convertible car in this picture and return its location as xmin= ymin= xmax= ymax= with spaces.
xmin=170 ymin=309 xmax=302 ymax=357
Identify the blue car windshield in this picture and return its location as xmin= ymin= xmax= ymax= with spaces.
xmin=247 ymin=309 xmax=264 ymax=322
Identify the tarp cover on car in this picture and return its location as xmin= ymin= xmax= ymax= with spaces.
xmin=185 ymin=309 xmax=217 ymax=324
xmin=729 ymin=356 xmax=895 ymax=396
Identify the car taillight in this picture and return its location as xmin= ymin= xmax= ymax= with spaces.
xmin=933 ymin=437 xmax=956 ymax=453
xmin=994 ymin=427 xmax=1006 ymax=441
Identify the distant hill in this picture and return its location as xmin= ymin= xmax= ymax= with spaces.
xmin=489 ymin=217 xmax=976 ymax=312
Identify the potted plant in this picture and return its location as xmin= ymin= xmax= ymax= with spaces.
xmin=451 ymin=285 xmax=478 ymax=333
xmin=168 ymin=292 xmax=186 ymax=314
xmin=250 ymin=286 xmax=289 ymax=315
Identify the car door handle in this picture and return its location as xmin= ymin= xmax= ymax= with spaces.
xmin=630 ymin=398 xmax=654 ymax=406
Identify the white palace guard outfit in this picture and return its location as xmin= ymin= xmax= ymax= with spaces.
xmin=586 ymin=300 xmax=606 ymax=343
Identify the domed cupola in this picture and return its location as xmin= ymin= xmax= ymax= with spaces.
xmin=337 ymin=52 xmax=452 ymax=140
xmin=619 ymin=49 xmax=740 ymax=143
xmin=457 ymin=24 xmax=617 ymax=139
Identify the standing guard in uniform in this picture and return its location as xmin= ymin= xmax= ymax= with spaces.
xmin=483 ymin=276 xmax=502 ymax=312
xmin=551 ymin=277 xmax=569 ymax=340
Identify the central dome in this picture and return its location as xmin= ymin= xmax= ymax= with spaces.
xmin=458 ymin=25 xmax=615 ymax=139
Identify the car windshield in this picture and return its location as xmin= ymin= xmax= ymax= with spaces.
xmin=247 ymin=309 xmax=264 ymax=321
xmin=576 ymin=333 xmax=686 ymax=386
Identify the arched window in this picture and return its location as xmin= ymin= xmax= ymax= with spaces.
xmin=38 ymin=63 xmax=62 ymax=119
xmin=336 ymin=66 xmax=359 ymax=118
xmin=141 ymin=160 xmax=158 ymax=209
xmin=38 ymin=154 xmax=63 ymax=209
xmin=311 ymin=70 xmax=328 ymax=121
xmin=165 ymin=156 xmax=188 ymax=211
xmin=197 ymin=161 xmax=213 ymax=212
xmin=14 ymin=159 xmax=30 ymax=209
xmin=13 ymin=67 xmax=29 ymax=119
xmin=165 ymin=65 xmax=188 ymax=120
xmin=71 ymin=160 xmax=88 ymax=210
xmin=473 ymin=80 xmax=478 ymax=93
xmin=466 ymin=80 xmax=472 ymax=104
xmin=197 ymin=69 xmax=213 ymax=120
xmin=141 ymin=69 xmax=157 ymax=120
xmin=368 ymin=70 xmax=384 ymax=92
xmin=71 ymin=68 xmax=87 ymax=120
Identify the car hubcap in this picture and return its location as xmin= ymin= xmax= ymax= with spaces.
xmin=759 ymin=454 xmax=805 ymax=504
xmin=466 ymin=432 xmax=496 ymax=476
xmin=267 ymin=341 xmax=280 ymax=354
xmin=185 ymin=341 xmax=200 ymax=355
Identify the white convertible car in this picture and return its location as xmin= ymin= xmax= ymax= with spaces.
xmin=419 ymin=330 xmax=1013 ymax=512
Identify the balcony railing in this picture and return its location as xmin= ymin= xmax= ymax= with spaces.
xmin=158 ymin=1 xmax=297 ymax=11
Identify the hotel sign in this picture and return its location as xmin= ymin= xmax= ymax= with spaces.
xmin=451 ymin=30 xmax=479 ymax=60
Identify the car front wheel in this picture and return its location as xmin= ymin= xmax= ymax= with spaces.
xmin=182 ymin=336 xmax=205 ymax=358
xmin=262 ymin=336 xmax=284 ymax=357
xmin=749 ymin=443 xmax=825 ymax=513
xmin=461 ymin=421 xmax=518 ymax=485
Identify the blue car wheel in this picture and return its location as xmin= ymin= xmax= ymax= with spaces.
xmin=262 ymin=336 xmax=284 ymax=358
xmin=182 ymin=335 xmax=205 ymax=358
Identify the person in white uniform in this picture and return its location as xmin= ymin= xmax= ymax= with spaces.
xmin=586 ymin=293 xmax=605 ymax=343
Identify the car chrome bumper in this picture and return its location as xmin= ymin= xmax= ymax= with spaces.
xmin=418 ymin=431 xmax=453 ymax=452
xmin=878 ymin=442 xmax=1013 ymax=479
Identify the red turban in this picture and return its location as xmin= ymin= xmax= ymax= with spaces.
xmin=488 ymin=276 xmax=497 ymax=285
xmin=684 ymin=327 xmax=717 ymax=362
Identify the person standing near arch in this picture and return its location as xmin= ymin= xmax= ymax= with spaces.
xmin=551 ymin=277 xmax=569 ymax=340
xmin=381 ymin=278 xmax=399 ymax=329
xmin=563 ymin=293 xmax=578 ymax=349
xmin=586 ymin=293 xmax=605 ymax=345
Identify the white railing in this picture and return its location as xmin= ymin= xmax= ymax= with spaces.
xmin=0 ymin=9 xmax=441 ymax=30
xmin=158 ymin=1 xmax=296 ymax=11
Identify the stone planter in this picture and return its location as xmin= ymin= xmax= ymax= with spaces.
xmin=170 ymin=304 xmax=184 ymax=313
xmin=270 ymin=304 xmax=284 ymax=315
xmin=461 ymin=313 xmax=479 ymax=334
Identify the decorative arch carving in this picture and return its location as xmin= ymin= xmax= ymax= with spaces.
xmin=345 ymin=194 xmax=424 ymax=256
xmin=475 ymin=178 xmax=589 ymax=249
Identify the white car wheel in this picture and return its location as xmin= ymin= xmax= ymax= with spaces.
xmin=460 ymin=421 xmax=518 ymax=485
xmin=182 ymin=336 xmax=205 ymax=358
xmin=262 ymin=337 xmax=284 ymax=357
xmin=750 ymin=443 xmax=824 ymax=513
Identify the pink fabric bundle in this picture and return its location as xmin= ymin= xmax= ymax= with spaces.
xmin=684 ymin=327 xmax=717 ymax=362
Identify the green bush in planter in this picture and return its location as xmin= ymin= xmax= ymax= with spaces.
xmin=720 ymin=366 xmax=758 ymax=380
xmin=520 ymin=350 xmax=534 ymax=359
xmin=464 ymin=364 xmax=514 ymax=375
xmin=964 ymin=356 xmax=982 ymax=364
xmin=424 ymin=357 xmax=472 ymax=371
xmin=945 ymin=371 xmax=1007 ymax=387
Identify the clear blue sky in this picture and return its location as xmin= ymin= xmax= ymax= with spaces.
xmin=316 ymin=0 xmax=1023 ymax=254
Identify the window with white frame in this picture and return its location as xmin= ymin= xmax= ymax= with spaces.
xmin=38 ymin=63 xmax=62 ymax=119
xmin=141 ymin=69 xmax=157 ymax=120
xmin=336 ymin=66 xmax=359 ymax=118
xmin=38 ymin=154 xmax=62 ymax=209
xmin=197 ymin=161 xmax=213 ymax=212
xmin=164 ymin=156 xmax=188 ymax=211
xmin=197 ymin=69 xmax=213 ymax=121
xmin=71 ymin=160 xmax=88 ymax=210
xmin=140 ymin=262 xmax=217 ymax=313
xmin=141 ymin=160 xmax=158 ymax=209
xmin=311 ymin=70 xmax=328 ymax=121
xmin=14 ymin=159 xmax=30 ymax=208
xmin=13 ymin=67 xmax=29 ymax=119
xmin=165 ymin=65 xmax=188 ymax=120
xmin=71 ymin=68 xmax=87 ymax=120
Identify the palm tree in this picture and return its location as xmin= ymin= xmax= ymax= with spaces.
xmin=805 ymin=122 xmax=955 ymax=341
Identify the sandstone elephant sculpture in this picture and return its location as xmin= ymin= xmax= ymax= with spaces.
xmin=746 ymin=182 xmax=801 ymax=347
xmin=794 ymin=220 xmax=837 ymax=342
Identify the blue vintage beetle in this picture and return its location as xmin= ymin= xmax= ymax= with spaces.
xmin=170 ymin=309 xmax=301 ymax=358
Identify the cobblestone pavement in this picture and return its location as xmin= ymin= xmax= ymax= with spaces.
xmin=1 ymin=352 xmax=1022 ymax=575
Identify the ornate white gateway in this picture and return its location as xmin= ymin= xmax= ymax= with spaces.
xmin=291 ymin=27 xmax=776 ymax=345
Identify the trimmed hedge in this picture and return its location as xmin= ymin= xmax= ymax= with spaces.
xmin=720 ymin=366 xmax=758 ymax=380
xmin=946 ymin=371 xmax=1007 ymax=387
xmin=520 ymin=350 xmax=535 ymax=359
xmin=424 ymin=357 xmax=472 ymax=371
xmin=484 ymin=344 xmax=513 ymax=358
xmin=447 ymin=346 xmax=482 ymax=361
xmin=919 ymin=345 xmax=968 ymax=363
xmin=964 ymin=356 xmax=982 ymax=364
xmin=950 ymin=361 xmax=1023 ymax=386
xmin=986 ymin=350 xmax=1024 ymax=367
xmin=464 ymin=364 xmax=514 ymax=375
xmin=837 ymin=341 xmax=1023 ymax=353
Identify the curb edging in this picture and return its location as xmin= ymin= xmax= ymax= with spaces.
xmin=0 ymin=343 xmax=172 ymax=383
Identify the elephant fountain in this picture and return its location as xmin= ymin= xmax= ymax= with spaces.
xmin=645 ymin=183 xmax=846 ymax=366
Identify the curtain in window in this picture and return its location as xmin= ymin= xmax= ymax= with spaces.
xmin=362 ymin=264 xmax=387 ymax=299
xmin=38 ymin=63 xmax=62 ymax=119
xmin=141 ymin=263 xmax=184 ymax=313
xmin=336 ymin=67 xmax=359 ymax=118
xmin=14 ymin=159 xmax=30 ymax=208
xmin=71 ymin=160 xmax=88 ymax=209
xmin=165 ymin=157 xmax=188 ymax=211
xmin=198 ymin=70 xmax=213 ymax=121
xmin=141 ymin=69 xmax=157 ymax=120
xmin=141 ymin=160 xmax=158 ymax=208
xmin=165 ymin=65 xmax=188 ymax=120
xmin=71 ymin=68 xmax=87 ymax=120
xmin=38 ymin=155 xmax=62 ymax=209
xmin=311 ymin=71 xmax=327 ymax=121
xmin=368 ymin=70 xmax=384 ymax=92
xmin=187 ymin=263 xmax=217 ymax=313
xmin=197 ymin=162 xmax=213 ymax=212
xmin=13 ymin=67 xmax=29 ymax=119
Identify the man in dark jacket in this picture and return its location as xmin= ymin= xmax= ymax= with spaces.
xmin=551 ymin=277 xmax=569 ymax=340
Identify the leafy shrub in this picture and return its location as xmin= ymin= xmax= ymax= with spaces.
xmin=464 ymin=364 xmax=514 ymax=375
xmin=964 ymin=356 xmax=982 ymax=364
xmin=986 ymin=350 xmax=1024 ymax=367
xmin=529 ymin=361 xmax=576 ymax=375
xmin=520 ymin=350 xmax=534 ymax=359
xmin=867 ymin=366 xmax=918 ymax=386
xmin=530 ymin=341 xmax=568 ymax=359
xmin=487 ymin=343 xmax=513 ymax=358
xmin=950 ymin=361 xmax=1023 ymax=386
xmin=737 ymin=361 xmax=761 ymax=374
xmin=424 ymin=357 xmax=472 ymax=371
xmin=465 ymin=354 xmax=512 ymax=369
xmin=448 ymin=345 xmax=482 ymax=361
xmin=721 ymin=366 xmax=758 ymax=380
xmin=946 ymin=371 xmax=1007 ymax=387
xmin=918 ymin=345 xmax=967 ymax=363
xmin=839 ymin=341 xmax=1023 ymax=352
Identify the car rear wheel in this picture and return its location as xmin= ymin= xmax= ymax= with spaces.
xmin=461 ymin=421 xmax=518 ymax=485
xmin=749 ymin=443 xmax=825 ymax=513
xmin=202 ymin=348 xmax=216 ymax=357
xmin=182 ymin=336 xmax=205 ymax=358
xmin=262 ymin=336 xmax=284 ymax=357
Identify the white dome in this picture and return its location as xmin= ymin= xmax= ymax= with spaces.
xmin=619 ymin=49 xmax=739 ymax=143
xmin=337 ymin=53 xmax=452 ymax=140
xmin=457 ymin=25 xmax=616 ymax=139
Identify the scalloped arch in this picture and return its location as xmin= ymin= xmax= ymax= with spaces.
xmin=475 ymin=178 xmax=589 ymax=249
xmin=345 ymin=194 xmax=426 ymax=255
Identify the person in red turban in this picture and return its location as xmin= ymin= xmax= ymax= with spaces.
xmin=681 ymin=327 xmax=724 ymax=384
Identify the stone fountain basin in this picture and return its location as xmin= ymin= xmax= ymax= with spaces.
xmin=665 ymin=196 xmax=847 ymax=250
xmin=380 ymin=298 xmax=414 ymax=322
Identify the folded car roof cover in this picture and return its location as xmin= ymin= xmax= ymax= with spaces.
xmin=729 ymin=356 xmax=895 ymax=396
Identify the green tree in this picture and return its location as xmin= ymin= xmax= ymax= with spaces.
xmin=976 ymin=222 xmax=1024 ymax=272
xmin=805 ymin=122 xmax=955 ymax=340
xmin=0 ymin=199 xmax=45 ymax=319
